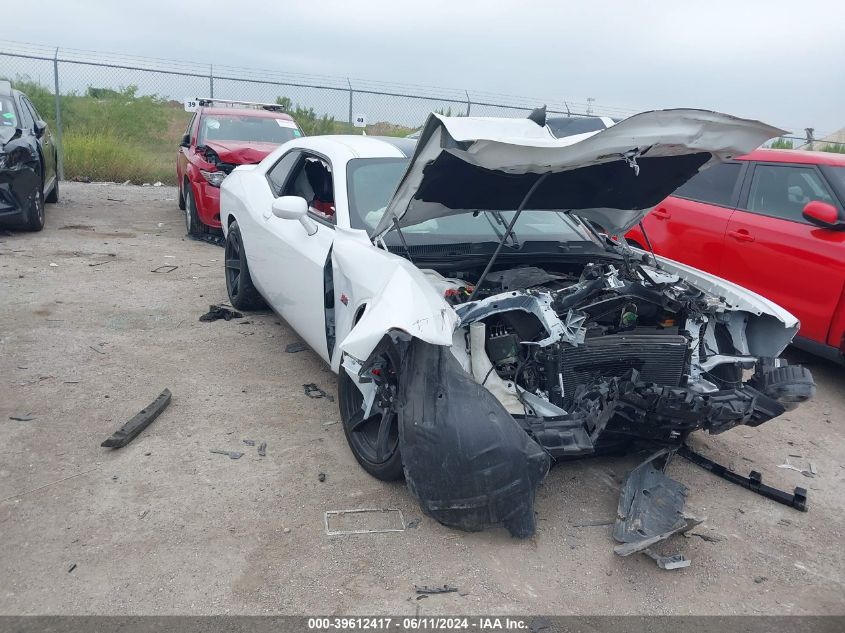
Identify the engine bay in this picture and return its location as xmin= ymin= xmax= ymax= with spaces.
xmin=416 ymin=256 xmax=815 ymax=451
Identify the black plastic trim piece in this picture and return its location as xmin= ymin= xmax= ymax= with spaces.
xmin=101 ymin=389 xmax=172 ymax=449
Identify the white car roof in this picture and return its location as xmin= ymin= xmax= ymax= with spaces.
xmin=285 ymin=135 xmax=415 ymax=161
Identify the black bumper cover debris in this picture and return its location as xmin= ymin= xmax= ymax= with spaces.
xmin=397 ymin=338 xmax=549 ymax=538
xmin=613 ymin=449 xmax=700 ymax=557
xmin=199 ymin=304 xmax=243 ymax=322
xmin=101 ymin=389 xmax=172 ymax=449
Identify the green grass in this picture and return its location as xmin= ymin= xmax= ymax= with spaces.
xmin=4 ymin=78 xmax=414 ymax=183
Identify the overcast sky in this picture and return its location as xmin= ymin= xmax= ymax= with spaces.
xmin=3 ymin=0 xmax=844 ymax=135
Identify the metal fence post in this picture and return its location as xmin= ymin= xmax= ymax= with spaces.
xmin=347 ymin=78 xmax=353 ymax=128
xmin=52 ymin=48 xmax=64 ymax=181
xmin=209 ymin=65 xmax=214 ymax=98
xmin=465 ymin=90 xmax=471 ymax=116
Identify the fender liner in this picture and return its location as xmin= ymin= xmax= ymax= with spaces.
xmin=394 ymin=335 xmax=550 ymax=538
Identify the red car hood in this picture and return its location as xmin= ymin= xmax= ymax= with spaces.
xmin=203 ymin=140 xmax=279 ymax=164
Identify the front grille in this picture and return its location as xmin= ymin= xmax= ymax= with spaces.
xmin=561 ymin=334 xmax=688 ymax=403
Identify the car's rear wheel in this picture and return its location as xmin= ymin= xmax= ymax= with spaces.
xmin=21 ymin=172 xmax=45 ymax=232
xmin=224 ymin=221 xmax=266 ymax=310
xmin=338 ymin=346 xmax=404 ymax=481
xmin=184 ymin=183 xmax=206 ymax=236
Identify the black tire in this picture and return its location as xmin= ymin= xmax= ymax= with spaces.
xmin=184 ymin=183 xmax=206 ymax=236
xmin=178 ymin=179 xmax=186 ymax=211
xmin=21 ymin=172 xmax=45 ymax=232
xmin=224 ymin=221 xmax=266 ymax=310
xmin=45 ymin=178 xmax=58 ymax=204
xmin=338 ymin=345 xmax=403 ymax=481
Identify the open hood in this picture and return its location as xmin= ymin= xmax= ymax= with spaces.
xmin=373 ymin=109 xmax=784 ymax=238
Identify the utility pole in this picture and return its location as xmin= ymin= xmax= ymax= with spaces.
xmin=586 ymin=97 xmax=595 ymax=116
xmin=804 ymin=127 xmax=815 ymax=150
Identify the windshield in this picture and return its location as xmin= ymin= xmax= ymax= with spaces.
xmin=346 ymin=158 xmax=600 ymax=245
xmin=0 ymin=97 xmax=18 ymax=128
xmin=198 ymin=114 xmax=302 ymax=145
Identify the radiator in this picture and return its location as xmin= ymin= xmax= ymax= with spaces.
xmin=561 ymin=333 xmax=688 ymax=403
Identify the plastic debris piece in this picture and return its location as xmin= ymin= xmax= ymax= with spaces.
xmin=9 ymin=413 xmax=35 ymax=421
xmin=258 ymin=442 xmax=267 ymax=457
xmin=210 ymin=449 xmax=244 ymax=460
xmin=415 ymin=585 xmax=459 ymax=594
xmin=285 ymin=342 xmax=308 ymax=353
xmin=304 ymin=383 xmax=334 ymax=402
xmin=151 ymin=265 xmax=178 ymax=273
xmin=101 ymin=389 xmax=171 ymax=449
xmin=199 ymin=305 xmax=243 ymax=322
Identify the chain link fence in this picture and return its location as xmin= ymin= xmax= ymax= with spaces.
xmin=2 ymin=40 xmax=840 ymax=184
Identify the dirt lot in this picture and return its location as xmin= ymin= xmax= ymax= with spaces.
xmin=1 ymin=182 xmax=843 ymax=615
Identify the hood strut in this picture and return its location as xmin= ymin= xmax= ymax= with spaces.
xmin=467 ymin=173 xmax=550 ymax=301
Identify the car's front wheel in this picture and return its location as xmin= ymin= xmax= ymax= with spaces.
xmin=224 ymin=221 xmax=266 ymax=310
xmin=338 ymin=346 xmax=404 ymax=481
xmin=184 ymin=183 xmax=205 ymax=236
xmin=21 ymin=172 xmax=45 ymax=232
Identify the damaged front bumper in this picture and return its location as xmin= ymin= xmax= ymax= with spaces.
xmin=353 ymin=333 xmax=813 ymax=540
xmin=0 ymin=156 xmax=40 ymax=223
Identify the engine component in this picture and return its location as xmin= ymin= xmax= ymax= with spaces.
xmin=560 ymin=334 xmax=688 ymax=407
xmin=485 ymin=324 xmax=519 ymax=365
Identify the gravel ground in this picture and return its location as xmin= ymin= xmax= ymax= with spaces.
xmin=0 ymin=182 xmax=843 ymax=615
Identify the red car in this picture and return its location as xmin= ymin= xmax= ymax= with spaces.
xmin=626 ymin=148 xmax=845 ymax=364
xmin=176 ymin=99 xmax=303 ymax=235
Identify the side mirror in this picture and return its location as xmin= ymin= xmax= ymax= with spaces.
xmin=271 ymin=196 xmax=317 ymax=235
xmin=179 ymin=133 xmax=190 ymax=148
xmin=33 ymin=120 xmax=47 ymax=137
xmin=802 ymin=200 xmax=841 ymax=229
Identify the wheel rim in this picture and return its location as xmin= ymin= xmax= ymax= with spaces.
xmin=34 ymin=190 xmax=43 ymax=224
xmin=342 ymin=354 xmax=400 ymax=465
xmin=225 ymin=229 xmax=242 ymax=301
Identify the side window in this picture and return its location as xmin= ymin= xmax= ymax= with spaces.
xmin=281 ymin=154 xmax=336 ymax=225
xmin=744 ymin=164 xmax=837 ymax=223
xmin=673 ymin=162 xmax=741 ymax=206
xmin=22 ymin=98 xmax=42 ymax=123
xmin=184 ymin=113 xmax=196 ymax=140
xmin=16 ymin=97 xmax=34 ymax=129
xmin=266 ymin=150 xmax=302 ymax=195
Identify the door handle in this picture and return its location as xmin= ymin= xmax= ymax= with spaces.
xmin=728 ymin=229 xmax=755 ymax=243
xmin=653 ymin=207 xmax=671 ymax=220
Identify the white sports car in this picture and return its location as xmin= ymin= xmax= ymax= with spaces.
xmin=219 ymin=108 xmax=815 ymax=546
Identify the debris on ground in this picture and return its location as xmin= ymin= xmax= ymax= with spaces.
xmin=754 ymin=575 xmax=768 ymax=584
xmin=67 ymin=564 xmax=77 ymax=573
xmin=323 ymin=509 xmax=406 ymax=536
xmin=89 ymin=345 xmax=106 ymax=355
xmin=150 ymin=265 xmax=178 ymax=274
xmin=643 ymin=549 xmax=690 ymax=570
xmin=210 ymin=449 xmax=244 ymax=460
xmin=9 ymin=413 xmax=35 ymax=421
xmin=199 ymin=305 xmax=243 ymax=322
xmin=415 ymin=585 xmax=459 ymax=595
xmin=101 ymin=389 xmax=172 ymax=449
xmin=318 ymin=472 xmax=326 ymax=482
xmin=285 ymin=342 xmax=308 ymax=353
xmin=684 ymin=531 xmax=726 ymax=543
xmin=407 ymin=518 xmax=421 ymax=529
xmin=243 ymin=439 xmax=255 ymax=446
xmin=572 ymin=519 xmax=615 ymax=528
xmin=304 ymin=383 xmax=334 ymax=402
xmin=777 ymin=458 xmax=815 ymax=478
xmin=322 ymin=420 xmax=339 ymax=427
xmin=258 ymin=442 xmax=267 ymax=457
xmin=187 ymin=233 xmax=225 ymax=247
xmin=680 ymin=445 xmax=808 ymax=511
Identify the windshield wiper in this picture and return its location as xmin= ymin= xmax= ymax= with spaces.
xmin=488 ymin=211 xmax=520 ymax=248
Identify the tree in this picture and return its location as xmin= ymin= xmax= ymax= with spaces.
xmin=770 ymin=137 xmax=793 ymax=150
xmin=275 ymin=95 xmax=337 ymax=135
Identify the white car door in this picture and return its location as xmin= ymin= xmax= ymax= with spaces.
xmin=252 ymin=150 xmax=337 ymax=362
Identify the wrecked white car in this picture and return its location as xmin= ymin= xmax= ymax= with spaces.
xmin=220 ymin=108 xmax=815 ymax=549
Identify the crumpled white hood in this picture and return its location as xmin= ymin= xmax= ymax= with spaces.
xmin=373 ymin=109 xmax=784 ymax=237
